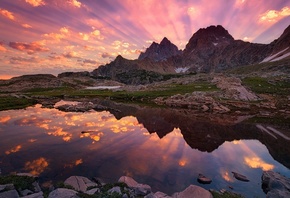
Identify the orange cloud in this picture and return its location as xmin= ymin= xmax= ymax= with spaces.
xmin=5 ymin=145 xmax=22 ymax=155
xmin=91 ymin=30 xmax=104 ymax=40
xmin=79 ymin=32 xmax=90 ymax=41
xmin=0 ymin=9 xmax=15 ymax=20
xmin=259 ymin=6 xmax=290 ymax=23
xmin=25 ymin=0 xmax=46 ymax=7
xmin=25 ymin=157 xmax=49 ymax=176
xmin=75 ymin=159 xmax=83 ymax=165
xmin=69 ymin=0 xmax=82 ymax=8
xmin=63 ymin=51 xmax=80 ymax=59
xmin=0 ymin=44 xmax=7 ymax=52
xmin=22 ymin=23 xmax=32 ymax=28
xmin=43 ymin=27 xmax=69 ymax=41
xmin=0 ymin=115 xmax=10 ymax=123
xmin=9 ymin=41 xmax=49 ymax=54
xmin=244 ymin=157 xmax=274 ymax=171
xmin=47 ymin=127 xmax=72 ymax=142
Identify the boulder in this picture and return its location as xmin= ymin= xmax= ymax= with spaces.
xmin=64 ymin=176 xmax=96 ymax=192
xmin=197 ymin=174 xmax=212 ymax=184
xmin=118 ymin=176 xmax=151 ymax=196
xmin=22 ymin=191 xmax=43 ymax=198
xmin=262 ymin=171 xmax=290 ymax=198
xmin=232 ymin=172 xmax=249 ymax=182
xmin=172 ymin=185 xmax=213 ymax=198
xmin=0 ymin=190 xmax=19 ymax=198
xmin=48 ymin=188 xmax=78 ymax=198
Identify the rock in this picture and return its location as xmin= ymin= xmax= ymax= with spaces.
xmin=172 ymin=185 xmax=213 ymax=198
xmin=64 ymin=176 xmax=96 ymax=192
xmin=48 ymin=188 xmax=78 ymax=198
xmin=197 ymin=174 xmax=212 ymax=184
xmin=32 ymin=181 xmax=42 ymax=192
xmin=145 ymin=191 xmax=171 ymax=198
xmin=0 ymin=184 xmax=14 ymax=191
xmin=16 ymin=173 xmax=38 ymax=178
xmin=22 ymin=191 xmax=43 ymax=198
xmin=0 ymin=190 xmax=19 ymax=198
xmin=21 ymin=189 xmax=33 ymax=196
xmin=108 ymin=186 xmax=122 ymax=195
xmin=232 ymin=172 xmax=250 ymax=182
xmin=118 ymin=176 xmax=151 ymax=196
xmin=85 ymin=188 xmax=100 ymax=195
xmin=262 ymin=171 xmax=290 ymax=198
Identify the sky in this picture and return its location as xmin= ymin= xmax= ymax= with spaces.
xmin=0 ymin=0 xmax=289 ymax=79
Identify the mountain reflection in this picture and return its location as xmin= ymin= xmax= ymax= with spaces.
xmin=0 ymin=102 xmax=289 ymax=197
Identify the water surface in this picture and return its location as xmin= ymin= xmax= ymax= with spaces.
xmin=0 ymin=102 xmax=290 ymax=197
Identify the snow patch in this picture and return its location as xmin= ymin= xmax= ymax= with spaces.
xmin=260 ymin=47 xmax=289 ymax=63
xmin=175 ymin=67 xmax=189 ymax=73
xmin=270 ymin=51 xmax=290 ymax=62
xmin=213 ymin=42 xmax=218 ymax=46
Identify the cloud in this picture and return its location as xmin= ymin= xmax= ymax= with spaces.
xmin=91 ymin=30 xmax=104 ymax=40
xmin=22 ymin=23 xmax=32 ymax=28
xmin=0 ymin=42 xmax=7 ymax=52
xmin=63 ymin=51 xmax=80 ymax=58
xmin=82 ymin=59 xmax=98 ymax=65
xmin=9 ymin=56 xmax=40 ymax=64
xmin=259 ymin=6 xmax=290 ymax=23
xmin=100 ymin=52 xmax=114 ymax=59
xmin=43 ymin=27 xmax=69 ymax=41
xmin=69 ymin=0 xmax=82 ymax=8
xmin=25 ymin=157 xmax=49 ymax=176
xmin=9 ymin=41 xmax=49 ymax=54
xmin=25 ymin=0 xmax=46 ymax=7
xmin=5 ymin=145 xmax=22 ymax=155
xmin=0 ymin=9 xmax=15 ymax=20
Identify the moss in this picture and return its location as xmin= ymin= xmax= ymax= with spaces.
xmin=242 ymin=77 xmax=290 ymax=95
xmin=0 ymin=175 xmax=36 ymax=191
xmin=0 ymin=96 xmax=37 ymax=111
xmin=211 ymin=191 xmax=244 ymax=198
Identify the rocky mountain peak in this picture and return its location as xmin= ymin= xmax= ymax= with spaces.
xmin=184 ymin=25 xmax=234 ymax=54
xmin=138 ymin=37 xmax=181 ymax=61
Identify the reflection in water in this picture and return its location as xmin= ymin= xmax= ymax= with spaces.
xmin=5 ymin=145 xmax=22 ymax=155
xmin=25 ymin=157 xmax=49 ymax=176
xmin=0 ymin=103 xmax=289 ymax=197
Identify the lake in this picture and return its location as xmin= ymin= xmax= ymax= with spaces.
xmin=0 ymin=101 xmax=290 ymax=197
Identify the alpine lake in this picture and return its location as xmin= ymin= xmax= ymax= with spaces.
xmin=0 ymin=100 xmax=290 ymax=198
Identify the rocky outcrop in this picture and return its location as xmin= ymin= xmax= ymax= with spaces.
xmin=262 ymin=171 xmax=290 ymax=198
xmin=138 ymin=37 xmax=182 ymax=62
xmin=154 ymin=92 xmax=230 ymax=113
xmin=172 ymin=185 xmax=213 ymax=198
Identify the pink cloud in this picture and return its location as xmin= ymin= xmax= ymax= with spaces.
xmin=0 ymin=9 xmax=15 ymax=20
xmin=9 ymin=41 xmax=49 ymax=54
xmin=25 ymin=0 xmax=46 ymax=7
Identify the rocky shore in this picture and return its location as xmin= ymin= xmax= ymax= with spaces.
xmin=1 ymin=171 xmax=290 ymax=197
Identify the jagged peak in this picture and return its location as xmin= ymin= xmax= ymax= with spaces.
xmin=160 ymin=37 xmax=171 ymax=45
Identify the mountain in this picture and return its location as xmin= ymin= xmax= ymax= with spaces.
xmin=138 ymin=37 xmax=182 ymax=61
xmin=92 ymin=25 xmax=290 ymax=84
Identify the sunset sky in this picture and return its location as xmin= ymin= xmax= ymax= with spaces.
xmin=0 ymin=0 xmax=289 ymax=79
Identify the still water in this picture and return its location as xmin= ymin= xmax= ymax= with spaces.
xmin=0 ymin=102 xmax=290 ymax=197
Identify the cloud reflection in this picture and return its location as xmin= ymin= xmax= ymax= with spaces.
xmin=5 ymin=145 xmax=22 ymax=155
xmin=24 ymin=157 xmax=49 ymax=176
xmin=244 ymin=157 xmax=274 ymax=171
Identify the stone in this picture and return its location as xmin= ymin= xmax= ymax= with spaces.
xmin=0 ymin=184 xmax=14 ymax=191
xmin=118 ymin=176 xmax=151 ymax=196
xmin=0 ymin=189 xmax=19 ymax=198
xmin=22 ymin=191 xmax=44 ymax=198
xmin=32 ymin=181 xmax=42 ymax=192
xmin=197 ymin=174 xmax=212 ymax=184
xmin=85 ymin=188 xmax=100 ymax=195
xmin=48 ymin=188 xmax=78 ymax=198
xmin=21 ymin=189 xmax=33 ymax=196
xmin=145 ymin=191 xmax=172 ymax=198
xmin=232 ymin=172 xmax=249 ymax=182
xmin=108 ymin=186 xmax=122 ymax=195
xmin=262 ymin=171 xmax=290 ymax=198
xmin=64 ymin=176 xmax=96 ymax=192
xmin=172 ymin=185 xmax=213 ymax=198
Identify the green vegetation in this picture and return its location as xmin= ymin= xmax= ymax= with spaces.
xmin=0 ymin=96 xmax=37 ymax=111
xmin=0 ymin=175 xmax=36 ymax=192
xmin=242 ymin=76 xmax=290 ymax=95
xmin=24 ymin=82 xmax=218 ymax=104
xmin=228 ymin=59 xmax=290 ymax=75
xmin=211 ymin=191 xmax=244 ymax=198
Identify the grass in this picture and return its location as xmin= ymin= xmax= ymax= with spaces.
xmin=0 ymin=175 xmax=36 ymax=192
xmin=211 ymin=191 xmax=244 ymax=198
xmin=242 ymin=76 xmax=290 ymax=95
xmin=23 ymin=82 xmax=218 ymax=104
xmin=0 ymin=96 xmax=37 ymax=111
